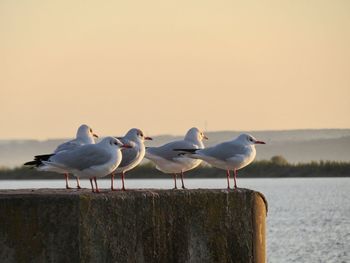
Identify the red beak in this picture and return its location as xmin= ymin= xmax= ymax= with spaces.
xmin=255 ymin=140 xmax=266 ymax=144
xmin=122 ymin=144 xmax=133 ymax=148
xmin=144 ymin=136 xmax=153 ymax=140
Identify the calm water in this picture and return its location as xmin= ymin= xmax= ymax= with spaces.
xmin=1 ymin=178 xmax=349 ymax=263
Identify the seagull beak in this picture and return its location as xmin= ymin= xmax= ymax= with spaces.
xmin=93 ymin=133 xmax=99 ymax=138
xmin=255 ymin=140 xmax=266 ymax=144
xmin=121 ymin=144 xmax=133 ymax=149
xmin=144 ymin=136 xmax=153 ymax=140
xmin=203 ymin=135 xmax=209 ymax=140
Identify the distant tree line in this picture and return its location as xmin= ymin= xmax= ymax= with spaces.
xmin=0 ymin=156 xmax=349 ymax=180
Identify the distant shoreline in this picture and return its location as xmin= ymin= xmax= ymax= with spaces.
xmin=1 ymin=129 xmax=350 ymax=167
xmin=1 ymin=159 xmax=349 ymax=180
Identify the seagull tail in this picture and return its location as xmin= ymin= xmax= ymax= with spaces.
xmin=24 ymin=154 xmax=54 ymax=167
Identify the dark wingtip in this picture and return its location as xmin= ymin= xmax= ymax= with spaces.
xmin=24 ymin=160 xmax=41 ymax=166
xmin=34 ymin=154 xmax=54 ymax=160
xmin=24 ymin=161 xmax=36 ymax=166
xmin=24 ymin=153 xmax=53 ymax=167
xmin=173 ymin=148 xmax=198 ymax=153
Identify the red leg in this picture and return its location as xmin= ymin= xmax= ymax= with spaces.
xmin=233 ymin=169 xmax=238 ymax=190
xmin=226 ymin=170 xmax=231 ymax=189
xmin=173 ymin=174 xmax=178 ymax=189
xmin=64 ymin=173 xmax=72 ymax=189
xmin=180 ymin=171 xmax=186 ymax=189
xmin=111 ymin=172 xmax=117 ymax=191
xmin=121 ymin=172 xmax=126 ymax=191
xmin=89 ymin=178 xmax=95 ymax=193
xmin=94 ymin=177 xmax=100 ymax=193
xmin=76 ymin=177 xmax=82 ymax=189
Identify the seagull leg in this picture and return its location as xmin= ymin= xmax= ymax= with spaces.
xmin=111 ymin=172 xmax=117 ymax=191
xmin=94 ymin=177 xmax=100 ymax=193
xmin=233 ymin=169 xmax=238 ymax=190
xmin=64 ymin=173 xmax=72 ymax=189
xmin=180 ymin=171 xmax=186 ymax=189
xmin=121 ymin=172 xmax=126 ymax=191
xmin=90 ymin=178 xmax=95 ymax=193
xmin=173 ymin=174 xmax=178 ymax=189
xmin=76 ymin=177 xmax=82 ymax=189
xmin=226 ymin=170 xmax=231 ymax=189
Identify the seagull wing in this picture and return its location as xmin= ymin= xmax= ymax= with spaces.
xmin=54 ymin=138 xmax=82 ymax=153
xmin=47 ymin=144 xmax=112 ymax=171
xmin=117 ymin=138 xmax=139 ymax=168
xmin=199 ymin=141 xmax=247 ymax=161
xmin=147 ymin=140 xmax=199 ymax=161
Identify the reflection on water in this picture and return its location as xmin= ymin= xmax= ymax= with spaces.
xmin=1 ymin=178 xmax=349 ymax=263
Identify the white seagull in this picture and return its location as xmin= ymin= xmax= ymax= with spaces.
xmin=24 ymin=124 xmax=98 ymax=189
xmin=145 ymin=127 xmax=208 ymax=189
xmin=38 ymin=136 xmax=131 ymax=193
xmin=175 ymin=133 xmax=265 ymax=189
xmin=111 ymin=128 xmax=152 ymax=191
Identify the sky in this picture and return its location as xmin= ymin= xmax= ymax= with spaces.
xmin=1 ymin=0 xmax=349 ymax=139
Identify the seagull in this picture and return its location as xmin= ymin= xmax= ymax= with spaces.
xmin=24 ymin=124 xmax=98 ymax=189
xmin=54 ymin=124 xmax=98 ymax=153
xmin=38 ymin=136 xmax=131 ymax=193
xmin=111 ymin=128 xmax=152 ymax=191
xmin=175 ymin=133 xmax=265 ymax=189
xmin=145 ymin=127 xmax=208 ymax=189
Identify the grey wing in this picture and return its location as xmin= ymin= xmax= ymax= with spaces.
xmin=51 ymin=145 xmax=112 ymax=170
xmin=200 ymin=141 xmax=247 ymax=161
xmin=148 ymin=140 xmax=199 ymax=161
xmin=119 ymin=147 xmax=139 ymax=168
xmin=54 ymin=139 xmax=81 ymax=153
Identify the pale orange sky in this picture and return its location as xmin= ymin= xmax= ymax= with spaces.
xmin=1 ymin=1 xmax=349 ymax=139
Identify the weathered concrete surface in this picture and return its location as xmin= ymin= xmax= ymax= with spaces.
xmin=0 ymin=189 xmax=267 ymax=263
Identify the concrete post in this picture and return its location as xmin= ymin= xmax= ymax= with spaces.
xmin=0 ymin=189 xmax=267 ymax=263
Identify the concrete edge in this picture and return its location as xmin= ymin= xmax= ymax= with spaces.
xmin=252 ymin=192 xmax=267 ymax=263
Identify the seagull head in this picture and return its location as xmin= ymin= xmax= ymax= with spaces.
xmin=238 ymin=133 xmax=266 ymax=145
xmin=125 ymin=128 xmax=153 ymax=142
xmin=77 ymin=124 xmax=99 ymax=140
xmin=185 ymin=127 xmax=208 ymax=142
